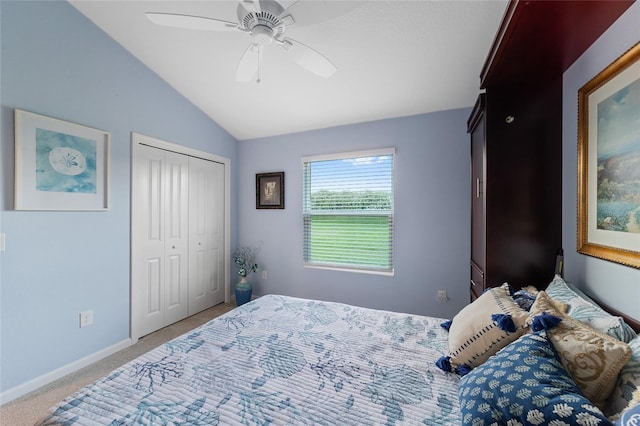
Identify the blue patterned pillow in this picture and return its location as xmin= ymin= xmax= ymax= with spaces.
xmin=612 ymin=387 xmax=640 ymax=425
xmin=606 ymin=335 xmax=640 ymax=417
xmin=459 ymin=332 xmax=613 ymax=425
xmin=615 ymin=401 xmax=640 ymax=426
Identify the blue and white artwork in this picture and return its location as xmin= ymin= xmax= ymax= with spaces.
xmin=596 ymin=77 xmax=640 ymax=234
xmin=35 ymin=128 xmax=97 ymax=194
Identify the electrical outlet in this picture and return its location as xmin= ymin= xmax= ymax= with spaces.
xmin=261 ymin=270 xmax=268 ymax=280
xmin=437 ymin=290 xmax=448 ymax=303
xmin=80 ymin=310 xmax=93 ymax=328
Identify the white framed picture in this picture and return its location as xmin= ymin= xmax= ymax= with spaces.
xmin=14 ymin=109 xmax=110 ymax=211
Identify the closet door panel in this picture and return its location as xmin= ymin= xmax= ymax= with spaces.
xmin=209 ymin=162 xmax=225 ymax=305
xmin=135 ymin=146 xmax=166 ymax=337
xmin=166 ymin=254 xmax=182 ymax=309
xmin=188 ymin=158 xmax=225 ymax=314
xmin=210 ymin=247 xmax=222 ymax=297
xmin=148 ymin=159 xmax=163 ymax=241
xmin=146 ymin=258 xmax=162 ymax=315
xmin=164 ymin=152 xmax=189 ymax=325
xmin=188 ymin=157 xmax=212 ymax=314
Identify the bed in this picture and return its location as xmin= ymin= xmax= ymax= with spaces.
xmin=37 ymin=294 xmax=461 ymax=425
xmin=37 ymin=276 xmax=640 ymax=425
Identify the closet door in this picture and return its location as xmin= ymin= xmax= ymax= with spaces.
xmin=134 ymin=145 xmax=189 ymax=337
xmin=188 ymin=157 xmax=225 ymax=314
xmin=163 ymin=151 xmax=189 ymax=325
xmin=209 ymin=160 xmax=225 ymax=307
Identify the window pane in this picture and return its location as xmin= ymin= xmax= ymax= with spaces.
xmin=304 ymin=215 xmax=393 ymax=270
xmin=303 ymin=150 xmax=394 ymax=273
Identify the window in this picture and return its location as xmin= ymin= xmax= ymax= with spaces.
xmin=302 ymin=148 xmax=394 ymax=274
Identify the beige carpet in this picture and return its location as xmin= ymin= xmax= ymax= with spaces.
xmin=0 ymin=302 xmax=236 ymax=426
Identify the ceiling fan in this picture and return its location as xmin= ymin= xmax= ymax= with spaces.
xmin=146 ymin=0 xmax=340 ymax=83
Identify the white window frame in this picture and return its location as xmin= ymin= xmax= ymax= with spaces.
xmin=302 ymin=147 xmax=395 ymax=276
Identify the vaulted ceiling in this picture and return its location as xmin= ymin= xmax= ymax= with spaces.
xmin=69 ymin=1 xmax=508 ymax=140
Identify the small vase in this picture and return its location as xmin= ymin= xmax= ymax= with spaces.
xmin=235 ymin=276 xmax=252 ymax=306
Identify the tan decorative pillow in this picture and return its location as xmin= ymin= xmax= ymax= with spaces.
xmin=439 ymin=283 xmax=530 ymax=374
xmin=530 ymin=291 xmax=632 ymax=410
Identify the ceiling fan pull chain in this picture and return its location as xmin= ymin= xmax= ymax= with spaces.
xmin=256 ymin=45 xmax=262 ymax=84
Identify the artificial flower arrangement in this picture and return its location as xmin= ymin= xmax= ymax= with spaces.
xmin=232 ymin=246 xmax=258 ymax=279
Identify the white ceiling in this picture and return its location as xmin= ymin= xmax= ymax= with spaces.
xmin=69 ymin=0 xmax=508 ymax=141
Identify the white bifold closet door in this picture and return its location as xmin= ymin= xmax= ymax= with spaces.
xmin=134 ymin=144 xmax=224 ymax=338
xmin=188 ymin=156 xmax=224 ymax=315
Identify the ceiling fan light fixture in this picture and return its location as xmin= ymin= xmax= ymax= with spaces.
xmin=238 ymin=3 xmax=286 ymax=42
xmin=251 ymin=25 xmax=274 ymax=45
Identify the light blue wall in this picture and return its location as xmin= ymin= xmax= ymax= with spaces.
xmin=3 ymin=0 xmax=635 ymax=402
xmin=0 ymin=1 xmax=238 ymax=393
xmin=238 ymin=109 xmax=471 ymax=319
xmin=562 ymin=2 xmax=640 ymax=320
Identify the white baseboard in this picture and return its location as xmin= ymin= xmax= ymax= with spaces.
xmin=0 ymin=338 xmax=132 ymax=406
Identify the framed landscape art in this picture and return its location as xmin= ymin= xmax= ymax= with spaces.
xmin=14 ymin=109 xmax=110 ymax=211
xmin=577 ymin=42 xmax=640 ymax=269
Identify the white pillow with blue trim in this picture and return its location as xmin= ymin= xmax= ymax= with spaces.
xmin=436 ymin=283 xmax=530 ymax=375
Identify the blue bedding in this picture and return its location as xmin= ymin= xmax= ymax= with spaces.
xmin=37 ymin=295 xmax=461 ymax=425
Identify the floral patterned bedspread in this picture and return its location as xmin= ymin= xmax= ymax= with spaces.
xmin=37 ymin=295 xmax=461 ymax=425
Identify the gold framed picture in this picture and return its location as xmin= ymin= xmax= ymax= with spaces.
xmin=577 ymin=42 xmax=640 ymax=269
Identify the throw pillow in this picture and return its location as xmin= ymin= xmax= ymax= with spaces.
xmin=612 ymin=387 xmax=640 ymax=425
xmin=459 ymin=332 xmax=613 ymax=426
xmin=436 ymin=283 xmax=530 ymax=375
xmin=512 ymin=286 xmax=539 ymax=311
xmin=546 ymin=275 xmax=636 ymax=343
xmin=605 ymin=335 xmax=640 ymax=418
xmin=530 ymin=291 xmax=632 ymax=410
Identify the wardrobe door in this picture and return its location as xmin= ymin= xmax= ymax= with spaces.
xmin=188 ymin=157 xmax=225 ymax=315
xmin=469 ymin=95 xmax=486 ymax=300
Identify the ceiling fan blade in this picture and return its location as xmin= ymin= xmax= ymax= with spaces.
xmin=280 ymin=1 xmax=364 ymax=27
xmin=146 ymin=13 xmax=238 ymax=31
xmin=236 ymin=44 xmax=262 ymax=82
xmin=282 ymin=38 xmax=336 ymax=78
xmin=242 ymin=0 xmax=262 ymax=13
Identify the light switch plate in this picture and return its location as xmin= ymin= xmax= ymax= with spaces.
xmin=80 ymin=310 xmax=94 ymax=328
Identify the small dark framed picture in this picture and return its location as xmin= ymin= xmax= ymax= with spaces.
xmin=256 ymin=172 xmax=284 ymax=209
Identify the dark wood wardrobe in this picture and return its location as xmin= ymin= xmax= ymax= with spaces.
xmin=468 ymin=0 xmax=634 ymax=300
